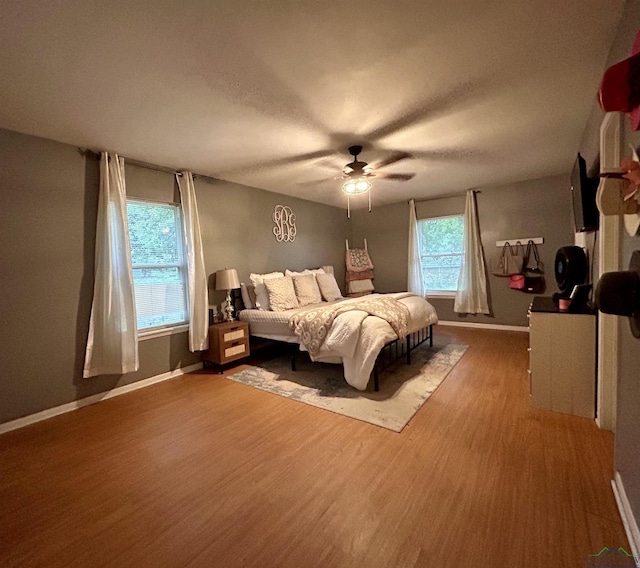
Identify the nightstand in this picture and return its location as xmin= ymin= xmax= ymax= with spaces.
xmin=202 ymin=320 xmax=250 ymax=369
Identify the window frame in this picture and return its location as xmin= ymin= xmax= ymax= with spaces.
xmin=126 ymin=197 xmax=190 ymax=339
xmin=418 ymin=213 xmax=465 ymax=298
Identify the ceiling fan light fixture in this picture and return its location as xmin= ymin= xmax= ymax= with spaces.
xmin=342 ymin=176 xmax=371 ymax=195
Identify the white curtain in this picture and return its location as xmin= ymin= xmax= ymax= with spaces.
xmin=177 ymin=172 xmax=209 ymax=351
xmin=454 ymin=190 xmax=490 ymax=314
xmin=83 ymin=153 xmax=138 ymax=378
xmin=407 ymin=199 xmax=425 ymax=296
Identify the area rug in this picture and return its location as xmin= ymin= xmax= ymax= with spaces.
xmin=226 ymin=339 xmax=468 ymax=432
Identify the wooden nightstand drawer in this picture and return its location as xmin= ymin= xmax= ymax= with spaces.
xmin=202 ymin=321 xmax=250 ymax=366
xmin=223 ymin=328 xmax=246 ymax=342
xmin=222 ymin=341 xmax=248 ymax=361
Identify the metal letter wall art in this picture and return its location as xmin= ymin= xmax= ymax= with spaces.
xmin=273 ymin=205 xmax=296 ymax=242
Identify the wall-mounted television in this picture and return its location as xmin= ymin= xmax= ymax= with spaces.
xmin=571 ymin=153 xmax=599 ymax=232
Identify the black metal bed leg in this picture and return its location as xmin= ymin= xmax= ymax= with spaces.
xmin=371 ymin=324 xmax=431 ymax=390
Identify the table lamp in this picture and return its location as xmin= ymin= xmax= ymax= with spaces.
xmin=215 ymin=268 xmax=241 ymax=321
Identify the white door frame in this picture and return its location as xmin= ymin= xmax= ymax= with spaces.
xmin=597 ymin=215 xmax=620 ymax=431
xmin=596 ymin=112 xmax=622 ymax=432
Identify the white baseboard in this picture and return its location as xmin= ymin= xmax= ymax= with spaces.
xmin=438 ymin=320 xmax=529 ymax=333
xmin=0 ymin=362 xmax=204 ymax=435
xmin=612 ymin=471 xmax=640 ymax=566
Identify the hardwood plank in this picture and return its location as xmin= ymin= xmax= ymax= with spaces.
xmin=0 ymin=328 xmax=628 ymax=567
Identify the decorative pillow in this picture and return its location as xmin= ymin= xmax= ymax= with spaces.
xmin=292 ymin=274 xmax=323 ymax=306
xmin=285 ymin=268 xmax=310 ymax=277
xmin=285 ymin=268 xmax=325 ymax=277
xmin=250 ymin=271 xmax=284 ymax=310
xmin=240 ymin=283 xmax=255 ymax=309
xmin=264 ymin=276 xmax=299 ymax=311
xmin=320 ymin=265 xmax=334 ymax=275
xmin=247 ymin=284 xmax=257 ymax=307
xmin=316 ymin=273 xmax=343 ymax=302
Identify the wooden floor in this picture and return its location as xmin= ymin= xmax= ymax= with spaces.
xmin=0 ymin=328 xmax=628 ymax=567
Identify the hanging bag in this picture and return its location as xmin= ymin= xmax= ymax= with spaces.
xmin=509 ymin=274 xmax=525 ymax=290
xmin=522 ymin=240 xmax=546 ymax=294
xmin=492 ymin=242 xmax=524 ymax=276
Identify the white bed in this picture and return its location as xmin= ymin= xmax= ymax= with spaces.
xmin=239 ymin=292 xmax=438 ymax=390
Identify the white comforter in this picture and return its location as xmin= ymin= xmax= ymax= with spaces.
xmin=304 ymin=292 xmax=438 ymax=390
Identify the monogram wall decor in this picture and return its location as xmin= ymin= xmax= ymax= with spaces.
xmin=273 ymin=205 xmax=296 ymax=242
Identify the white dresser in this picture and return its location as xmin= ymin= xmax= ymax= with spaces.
xmin=528 ymin=296 xmax=596 ymax=418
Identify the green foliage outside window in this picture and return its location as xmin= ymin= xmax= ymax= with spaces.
xmin=127 ymin=200 xmax=188 ymax=329
xmin=128 ymin=201 xmax=180 ymax=266
xmin=420 ymin=216 xmax=464 ymax=256
xmin=419 ymin=215 xmax=464 ymax=292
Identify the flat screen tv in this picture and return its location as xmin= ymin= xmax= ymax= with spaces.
xmin=571 ymin=153 xmax=599 ymax=232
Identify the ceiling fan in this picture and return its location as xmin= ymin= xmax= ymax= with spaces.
xmin=340 ymin=145 xmax=414 ymax=217
xmin=341 ymin=145 xmax=373 ymax=195
xmin=341 ymin=145 xmax=414 ymax=183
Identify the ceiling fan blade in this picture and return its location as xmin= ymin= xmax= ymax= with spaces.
xmin=216 ymin=149 xmax=336 ymax=175
xmin=369 ymin=151 xmax=412 ymax=171
xmin=375 ymin=173 xmax=415 ymax=181
xmin=409 ymin=148 xmax=484 ymax=162
xmin=297 ymin=178 xmax=332 ymax=186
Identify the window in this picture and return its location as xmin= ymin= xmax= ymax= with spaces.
xmin=127 ymin=199 xmax=189 ymax=331
xmin=419 ymin=215 xmax=464 ymax=295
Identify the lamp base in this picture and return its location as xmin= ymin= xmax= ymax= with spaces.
xmin=223 ymin=291 xmax=235 ymax=321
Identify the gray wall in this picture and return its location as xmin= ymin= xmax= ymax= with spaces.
xmin=123 ymin=161 xmax=348 ymax=313
xmin=349 ymin=175 xmax=574 ymax=327
xmin=194 ymin=175 xmax=347 ymax=309
xmin=578 ymin=0 xmax=640 ymax=539
xmin=0 ymin=128 xmax=347 ymax=424
xmin=347 ymin=201 xmax=409 ymax=294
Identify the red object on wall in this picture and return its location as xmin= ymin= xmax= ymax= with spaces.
xmin=599 ymin=31 xmax=640 ymax=131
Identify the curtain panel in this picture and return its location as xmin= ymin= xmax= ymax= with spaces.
xmin=454 ymin=190 xmax=490 ymax=314
xmin=407 ymin=199 xmax=425 ymax=296
xmin=177 ymin=172 xmax=209 ymax=351
xmin=83 ymin=153 xmax=139 ymax=378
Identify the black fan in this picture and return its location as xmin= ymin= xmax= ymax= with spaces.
xmin=340 ymin=145 xmax=414 ymax=182
xmin=555 ymin=246 xmax=587 ymax=294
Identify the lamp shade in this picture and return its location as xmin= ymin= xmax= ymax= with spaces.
xmin=215 ymin=268 xmax=240 ymax=291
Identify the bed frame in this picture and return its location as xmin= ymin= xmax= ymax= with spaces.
xmin=288 ymin=324 xmax=434 ymax=392
xmin=371 ymin=324 xmax=433 ymax=391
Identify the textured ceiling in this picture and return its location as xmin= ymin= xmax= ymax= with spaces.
xmin=0 ymin=0 xmax=626 ymax=208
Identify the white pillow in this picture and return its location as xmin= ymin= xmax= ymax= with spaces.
xmin=264 ymin=276 xmax=299 ymax=311
xmin=250 ymin=271 xmax=284 ymax=310
xmin=316 ymin=273 xmax=343 ymax=302
xmin=285 ymin=268 xmax=326 ymax=277
xmin=285 ymin=268 xmax=310 ymax=277
xmin=240 ymin=282 xmax=254 ymax=309
xmin=292 ymin=274 xmax=322 ymax=306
